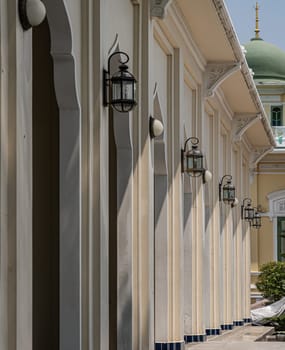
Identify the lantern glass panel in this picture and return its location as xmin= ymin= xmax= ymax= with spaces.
xmin=112 ymin=80 xmax=122 ymax=102
xmin=229 ymin=188 xmax=235 ymax=200
xmin=252 ymin=212 xmax=261 ymax=228
xmin=186 ymin=154 xmax=203 ymax=175
xmin=223 ymin=187 xmax=229 ymax=201
xmin=187 ymin=155 xmax=203 ymax=170
xmin=245 ymin=206 xmax=254 ymax=221
xmin=186 ymin=154 xmax=194 ymax=171
xmin=110 ymin=67 xmax=136 ymax=113
xmin=223 ymin=183 xmax=235 ymax=202
xmin=122 ymin=80 xmax=134 ymax=100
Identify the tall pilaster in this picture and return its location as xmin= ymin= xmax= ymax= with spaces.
xmin=0 ymin=1 xmax=33 ymax=350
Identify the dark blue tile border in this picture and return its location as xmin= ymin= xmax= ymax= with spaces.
xmin=220 ymin=324 xmax=234 ymax=330
xmin=155 ymin=342 xmax=184 ymax=350
xmin=233 ymin=320 xmax=244 ymax=326
xmin=243 ymin=318 xmax=252 ymax=323
xmin=206 ymin=328 xmax=221 ymax=336
xmin=184 ymin=334 xmax=207 ymax=343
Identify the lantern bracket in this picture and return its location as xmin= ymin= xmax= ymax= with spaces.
xmin=183 ymin=136 xmax=199 ymax=152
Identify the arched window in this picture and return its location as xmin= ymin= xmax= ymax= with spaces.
xmin=271 ymin=106 xmax=283 ymax=126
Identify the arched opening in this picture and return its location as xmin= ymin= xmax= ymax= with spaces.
xmin=32 ymin=1 xmax=81 ymax=348
xmin=32 ymin=19 xmax=59 ymax=349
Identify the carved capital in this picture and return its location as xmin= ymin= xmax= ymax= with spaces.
xmin=232 ymin=113 xmax=260 ymax=142
xmin=250 ymin=146 xmax=273 ymax=169
xmin=204 ymin=62 xmax=241 ymax=97
xmin=151 ymin=0 xmax=172 ymax=18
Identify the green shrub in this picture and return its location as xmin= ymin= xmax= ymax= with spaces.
xmin=256 ymin=261 xmax=285 ymax=302
xmin=263 ymin=314 xmax=285 ymax=331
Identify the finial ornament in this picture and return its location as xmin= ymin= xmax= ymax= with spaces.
xmin=255 ymin=2 xmax=260 ymax=39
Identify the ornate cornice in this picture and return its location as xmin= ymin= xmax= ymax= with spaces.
xmin=204 ymin=62 xmax=241 ymax=97
xmin=151 ymin=0 xmax=172 ymax=18
xmin=250 ymin=146 xmax=274 ymax=169
xmin=232 ymin=113 xmax=260 ymax=142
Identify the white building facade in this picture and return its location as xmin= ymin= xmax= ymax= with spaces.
xmin=0 ymin=1 xmax=275 ymax=350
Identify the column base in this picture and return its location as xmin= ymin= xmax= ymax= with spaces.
xmin=233 ymin=320 xmax=244 ymax=326
xmin=243 ymin=318 xmax=252 ymax=323
xmin=155 ymin=342 xmax=184 ymax=350
xmin=221 ymin=324 xmax=234 ymax=330
xmin=206 ymin=328 xmax=221 ymax=336
xmin=184 ymin=334 xmax=207 ymax=343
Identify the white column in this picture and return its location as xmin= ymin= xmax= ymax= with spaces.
xmin=0 ymin=2 xmax=33 ymax=349
xmin=80 ymin=1 xmax=110 ymax=349
xmin=171 ymin=48 xmax=184 ymax=344
xmin=184 ymin=177 xmax=193 ymax=338
xmin=133 ymin=2 xmax=154 ymax=350
xmin=203 ymin=110 xmax=221 ymax=335
xmin=233 ymin=148 xmax=244 ymax=326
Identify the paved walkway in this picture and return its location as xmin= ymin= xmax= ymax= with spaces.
xmin=185 ymin=325 xmax=284 ymax=350
xmin=187 ymin=343 xmax=285 ymax=350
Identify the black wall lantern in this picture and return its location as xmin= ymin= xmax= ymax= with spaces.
xmin=219 ymin=175 xmax=236 ymax=204
xmin=241 ymin=198 xmax=255 ymax=221
xmin=251 ymin=209 xmax=262 ymax=228
xmin=181 ymin=137 xmax=205 ymax=177
xmin=103 ymin=51 xmax=137 ymax=113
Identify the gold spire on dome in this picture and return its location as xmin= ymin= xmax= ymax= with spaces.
xmin=255 ymin=2 xmax=260 ymax=39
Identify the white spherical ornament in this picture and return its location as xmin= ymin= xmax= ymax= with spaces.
xmin=232 ymin=197 xmax=239 ymax=207
xmin=26 ymin=0 xmax=46 ymax=27
xmin=150 ymin=117 xmax=164 ymax=138
xmin=203 ymin=170 xmax=212 ymax=183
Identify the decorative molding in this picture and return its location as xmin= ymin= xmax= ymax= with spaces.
xmin=153 ymin=82 xmax=158 ymax=98
xmin=250 ymin=146 xmax=273 ymax=169
xmin=151 ymin=0 xmax=172 ymax=18
xmin=267 ymin=189 xmax=285 ymax=220
xmin=167 ymin=2 xmax=206 ymax=70
xmin=153 ymin=91 xmax=168 ymax=175
xmin=232 ymin=113 xmax=260 ymax=142
xmin=108 ymin=33 xmax=119 ymax=56
xmin=204 ymin=62 xmax=241 ymax=97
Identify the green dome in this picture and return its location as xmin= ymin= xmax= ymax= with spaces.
xmin=244 ymin=38 xmax=285 ymax=82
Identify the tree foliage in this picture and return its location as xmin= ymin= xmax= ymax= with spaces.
xmin=256 ymin=261 xmax=285 ymax=302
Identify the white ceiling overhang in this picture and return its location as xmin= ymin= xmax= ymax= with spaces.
xmin=176 ymin=0 xmax=276 ymax=149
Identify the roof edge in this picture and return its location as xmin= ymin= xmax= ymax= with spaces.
xmin=212 ymin=0 xmax=276 ymax=148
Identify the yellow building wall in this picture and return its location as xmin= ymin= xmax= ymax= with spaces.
xmin=251 ymin=172 xmax=285 ymax=271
